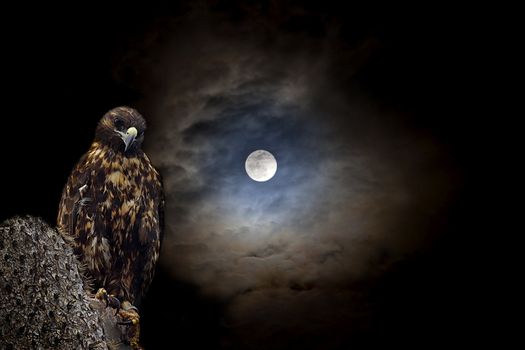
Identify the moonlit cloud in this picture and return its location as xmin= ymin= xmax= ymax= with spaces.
xmin=117 ymin=2 xmax=458 ymax=347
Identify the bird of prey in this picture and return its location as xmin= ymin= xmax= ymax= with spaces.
xmin=57 ymin=107 xmax=163 ymax=346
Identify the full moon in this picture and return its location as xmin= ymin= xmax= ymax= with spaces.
xmin=245 ymin=150 xmax=277 ymax=182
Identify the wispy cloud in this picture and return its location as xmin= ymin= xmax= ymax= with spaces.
xmin=119 ymin=2 xmax=457 ymax=346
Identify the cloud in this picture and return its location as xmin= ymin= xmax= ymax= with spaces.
xmin=224 ymin=287 xmax=372 ymax=349
xmin=118 ymin=2 xmax=458 ymax=345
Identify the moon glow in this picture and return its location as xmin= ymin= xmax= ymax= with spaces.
xmin=245 ymin=150 xmax=277 ymax=182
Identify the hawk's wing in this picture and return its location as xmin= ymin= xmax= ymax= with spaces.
xmin=57 ymin=153 xmax=92 ymax=241
xmin=57 ymin=154 xmax=111 ymax=280
xmin=132 ymin=168 xmax=164 ymax=305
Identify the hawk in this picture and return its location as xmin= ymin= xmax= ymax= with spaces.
xmin=57 ymin=107 xmax=164 ymax=335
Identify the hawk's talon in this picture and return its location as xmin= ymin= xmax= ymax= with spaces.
xmin=117 ymin=301 xmax=141 ymax=349
xmin=95 ymin=288 xmax=121 ymax=314
xmin=95 ymin=288 xmax=107 ymax=301
xmin=117 ymin=318 xmax=138 ymax=326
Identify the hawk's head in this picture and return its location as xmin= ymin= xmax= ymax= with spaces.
xmin=95 ymin=107 xmax=147 ymax=154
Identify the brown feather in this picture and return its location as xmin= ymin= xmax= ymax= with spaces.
xmin=57 ymin=107 xmax=163 ymax=306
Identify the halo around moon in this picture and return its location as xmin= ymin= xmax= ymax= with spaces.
xmin=245 ymin=150 xmax=277 ymax=182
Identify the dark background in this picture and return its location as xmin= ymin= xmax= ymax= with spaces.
xmin=0 ymin=2 xmax=492 ymax=349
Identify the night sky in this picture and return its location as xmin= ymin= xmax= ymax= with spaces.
xmin=1 ymin=2 xmax=490 ymax=349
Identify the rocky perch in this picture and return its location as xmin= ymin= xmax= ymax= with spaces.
xmin=0 ymin=216 xmax=131 ymax=349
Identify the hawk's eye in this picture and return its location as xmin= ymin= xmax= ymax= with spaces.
xmin=114 ymin=118 xmax=124 ymax=130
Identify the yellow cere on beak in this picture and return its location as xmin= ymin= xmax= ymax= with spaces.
xmin=116 ymin=127 xmax=139 ymax=152
xmin=127 ymin=127 xmax=138 ymax=137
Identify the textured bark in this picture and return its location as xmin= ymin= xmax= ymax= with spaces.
xmin=0 ymin=216 xmax=131 ymax=350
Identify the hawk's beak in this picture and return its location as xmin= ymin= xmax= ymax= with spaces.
xmin=115 ymin=127 xmax=138 ymax=152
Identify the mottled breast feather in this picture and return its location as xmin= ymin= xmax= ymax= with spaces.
xmin=57 ymin=142 xmax=164 ymax=306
